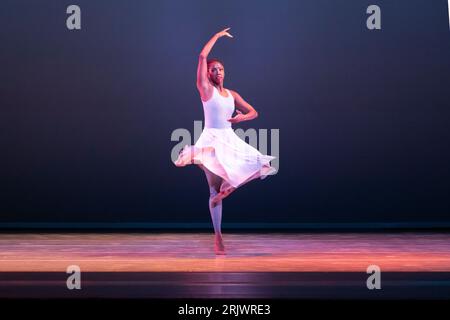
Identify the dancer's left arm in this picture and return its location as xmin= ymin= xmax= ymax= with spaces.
xmin=227 ymin=90 xmax=258 ymax=123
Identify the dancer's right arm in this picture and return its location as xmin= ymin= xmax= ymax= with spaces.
xmin=197 ymin=28 xmax=233 ymax=100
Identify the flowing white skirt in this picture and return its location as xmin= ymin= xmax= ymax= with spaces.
xmin=174 ymin=127 xmax=276 ymax=188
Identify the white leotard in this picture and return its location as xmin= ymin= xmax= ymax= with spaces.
xmin=202 ymin=86 xmax=235 ymax=129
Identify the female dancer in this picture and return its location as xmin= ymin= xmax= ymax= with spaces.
xmin=175 ymin=27 xmax=276 ymax=254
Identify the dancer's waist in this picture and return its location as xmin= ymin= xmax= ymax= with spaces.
xmin=204 ymin=124 xmax=232 ymax=129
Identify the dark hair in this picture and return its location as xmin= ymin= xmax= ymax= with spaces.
xmin=207 ymin=58 xmax=224 ymax=68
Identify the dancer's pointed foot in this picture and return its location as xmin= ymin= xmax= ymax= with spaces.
xmin=211 ymin=186 xmax=236 ymax=206
xmin=214 ymin=234 xmax=226 ymax=255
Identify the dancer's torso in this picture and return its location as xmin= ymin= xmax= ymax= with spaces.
xmin=202 ymin=86 xmax=235 ymax=129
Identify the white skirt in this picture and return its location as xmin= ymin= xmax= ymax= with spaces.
xmin=174 ymin=127 xmax=276 ymax=188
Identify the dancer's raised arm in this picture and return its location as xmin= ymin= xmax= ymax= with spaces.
xmin=197 ymin=28 xmax=233 ymax=100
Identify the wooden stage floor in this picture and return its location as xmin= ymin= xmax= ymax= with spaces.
xmin=1 ymin=232 xmax=450 ymax=299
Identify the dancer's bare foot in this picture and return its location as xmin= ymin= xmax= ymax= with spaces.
xmin=214 ymin=234 xmax=226 ymax=255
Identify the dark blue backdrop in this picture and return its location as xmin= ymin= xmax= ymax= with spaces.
xmin=1 ymin=0 xmax=449 ymax=227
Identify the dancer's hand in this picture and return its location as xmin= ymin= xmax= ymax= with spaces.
xmin=215 ymin=27 xmax=233 ymax=39
xmin=227 ymin=110 xmax=246 ymax=123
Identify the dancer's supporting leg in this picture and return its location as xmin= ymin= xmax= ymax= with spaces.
xmin=200 ymin=165 xmax=226 ymax=254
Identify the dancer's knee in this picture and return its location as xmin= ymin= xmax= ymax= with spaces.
xmin=209 ymin=186 xmax=219 ymax=197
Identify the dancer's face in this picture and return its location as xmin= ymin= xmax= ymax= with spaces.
xmin=208 ymin=62 xmax=225 ymax=85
